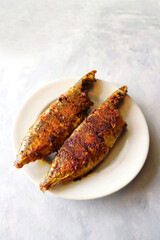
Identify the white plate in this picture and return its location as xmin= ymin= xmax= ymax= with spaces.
xmin=13 ymin=78 xmax=149 ymax=200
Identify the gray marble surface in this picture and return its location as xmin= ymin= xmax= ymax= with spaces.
xmin=1 ymin=0 xmax=160 ymax=239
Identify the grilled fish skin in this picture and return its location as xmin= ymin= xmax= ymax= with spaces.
xmin=14 ymin=70 xmax=97 ymax=168
xmin=40 ymin=86 xmax=127 ymax=192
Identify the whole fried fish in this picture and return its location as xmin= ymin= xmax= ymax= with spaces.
xmin=40 ymin=86 xmax=127 ymax=192
xmin=14 ymin=70 xmax=97 ymax=168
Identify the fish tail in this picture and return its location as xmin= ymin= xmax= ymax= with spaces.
xmin=14 ymin=156 xmax=28 ymax=168
xmin=40 ymin=178 xmax=53 ymax=193
xmin=107 ymin=86 xmax=127 ymax=108
xmin=76 ymin=70 xmax=97 ymax=91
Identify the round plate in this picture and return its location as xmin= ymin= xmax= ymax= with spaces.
xmin=13 ymin=78 xmax=149 ymax=200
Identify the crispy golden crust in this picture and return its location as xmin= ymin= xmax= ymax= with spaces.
xmin=14 ymin=70 xmax=97 ymax=168
xmin=40 ymin=86 xmax=127 ymax=192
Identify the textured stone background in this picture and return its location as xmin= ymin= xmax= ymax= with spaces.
xmin=1 ymin=0 xmax=160 ymax=239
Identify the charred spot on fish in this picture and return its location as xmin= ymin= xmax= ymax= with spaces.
xmin=48 ymin=135 xmax=56 ymax=145
xmin=97 ymin=131 xmax=103 ymax=138
xmin=73 ymin=176 xmax=82 ymax=181
xmin=76 ymin=112 xmax=82 ymax=118
xmin=118 ymin=91 xmax=123 ymax=96
xmin=90 ymin=109 xmax=96 ymax=114
xmin=59 ymin=94 xmax=68 ymax=101
xmin=29 ymin=151 xmax=38 ymax=159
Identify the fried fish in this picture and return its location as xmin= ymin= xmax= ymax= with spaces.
xmin=40 ymin=86 xmax=127 ymax=192
xmin=14 ymin=70 xmax=97 ymax=168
